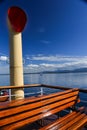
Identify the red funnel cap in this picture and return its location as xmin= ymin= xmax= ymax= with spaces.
xmin=8 ymin=6 xmax=27 ymax=32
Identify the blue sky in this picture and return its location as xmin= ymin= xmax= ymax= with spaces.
xmin=0 ymin=0 xmax=87 ymax=73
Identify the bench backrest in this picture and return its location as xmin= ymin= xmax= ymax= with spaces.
xmin=0 ymin=88 xmax=79 ymax=130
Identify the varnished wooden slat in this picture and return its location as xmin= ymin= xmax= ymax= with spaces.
xmin=55 ymin=112 xmax=81 ymax=130
xmin=0 ymin=88 xmax=81 ymax=130
xmin=0 ymin=101 xmax=77 ymax=130
xmin=59 ymin=113 xmax=86 ymax=130
xmin=0 ymin=84 xmax=41 ymax=90
xmin=0 ymin=83 xmax=87 ymax=93
xmin=0 ymin=95 xmax=78 ymax=127
xmin=0 ymin=90 xmax=79 ymax=118
xmin=39 ymin=107 xmax=85 ymax=130
xmin=42 ymin=84 xmax=87 ymax=93
xmin=40 ymin=111 xmax=77 ymax=130
xmin=46 ymin=112 xmax=81 ymax=130
xmin=68 ymin=116 xmax=87 ymax=130
xmin=2 ymin=113 xmax=87 ymax=130
xmin=0 ymin=88 xmax=78 ymax=109
xmin=0 ymin=96 xmax=36 ymax=109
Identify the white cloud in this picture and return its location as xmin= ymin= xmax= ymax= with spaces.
xmin=0 ymin=56 xmax=8 ymax=61
xmin=1 ymin=53 xmax=87 ymax=73
xmin=27 ymin=64 xmax=39 ymax=68
xmin=27 ymin=55 xmax=87 ymax=62
xmin=24 ymin=55 xmax=87 ymax=73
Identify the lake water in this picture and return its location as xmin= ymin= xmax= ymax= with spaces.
xmin=1 ymin=72 xmax=87 ymax=88
xmin=0 ymin=72 xmax=87 ymax=106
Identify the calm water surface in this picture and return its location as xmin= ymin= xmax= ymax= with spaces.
xmin=1 ymin=72 xmax=87 ymax=89
xmin=0 ymin=72 xmax=87 ymax=106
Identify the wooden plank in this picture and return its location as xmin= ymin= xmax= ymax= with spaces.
xmin=55 ymin=112 xmax=81 ymax=129
xmin=0 ymin=88 xmax=78 ymax=109
xmin=44 ymin=112 xmax=85 ymax=130
xmin=0 ymin=84 xmax=41 ymax=90
xmin=0 ymin=83 xmax=87 ymax=93
xmin=68 ymin=115 xmax=87 ymax=130
xmin=40 ymin=111 xmax=77 ymax=130
xmin=0 ymin=101 xmax=77 ymax=130
xmin=0 ymin=96 xmax=36 ymax=109
xmin=0 ymin=95 xmax=78 ymax=127
xmin=42 ymin=84 xmax=71 ymax=90
xmin=42 ymin=84 xmax=87 ymax=93
xmin=59 ymin=113 xmax=86 ymax=130
xmin=39 ymin=107 xmax=85 ymax=130
xmin=0 ymin=90 xmax=79 ymax=118
xmin=0 ymin=97 xmax=79 ymax=126
xmin=0 ymin=88 xmax=80 ymax=130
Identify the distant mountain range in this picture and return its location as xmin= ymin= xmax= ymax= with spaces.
xmin=42 ymin=68 xmax=87 ymax=74
xmin=1 ymin=68 xmax=87 ymax=75
xmin=71 ymin=68 xmax=87 ymax=72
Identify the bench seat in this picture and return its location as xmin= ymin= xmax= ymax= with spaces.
xmin=0 ymin=88 xmax=87 ymax=130
xmin=40 ymin=107 xmax=87 ymax=130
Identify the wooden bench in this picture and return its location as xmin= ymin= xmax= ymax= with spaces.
xmin=0 ymin=88 xmax=87 ymax=130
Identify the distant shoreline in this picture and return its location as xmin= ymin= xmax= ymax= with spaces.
xmin=1 ymin=71 xmax=87 ymax=75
